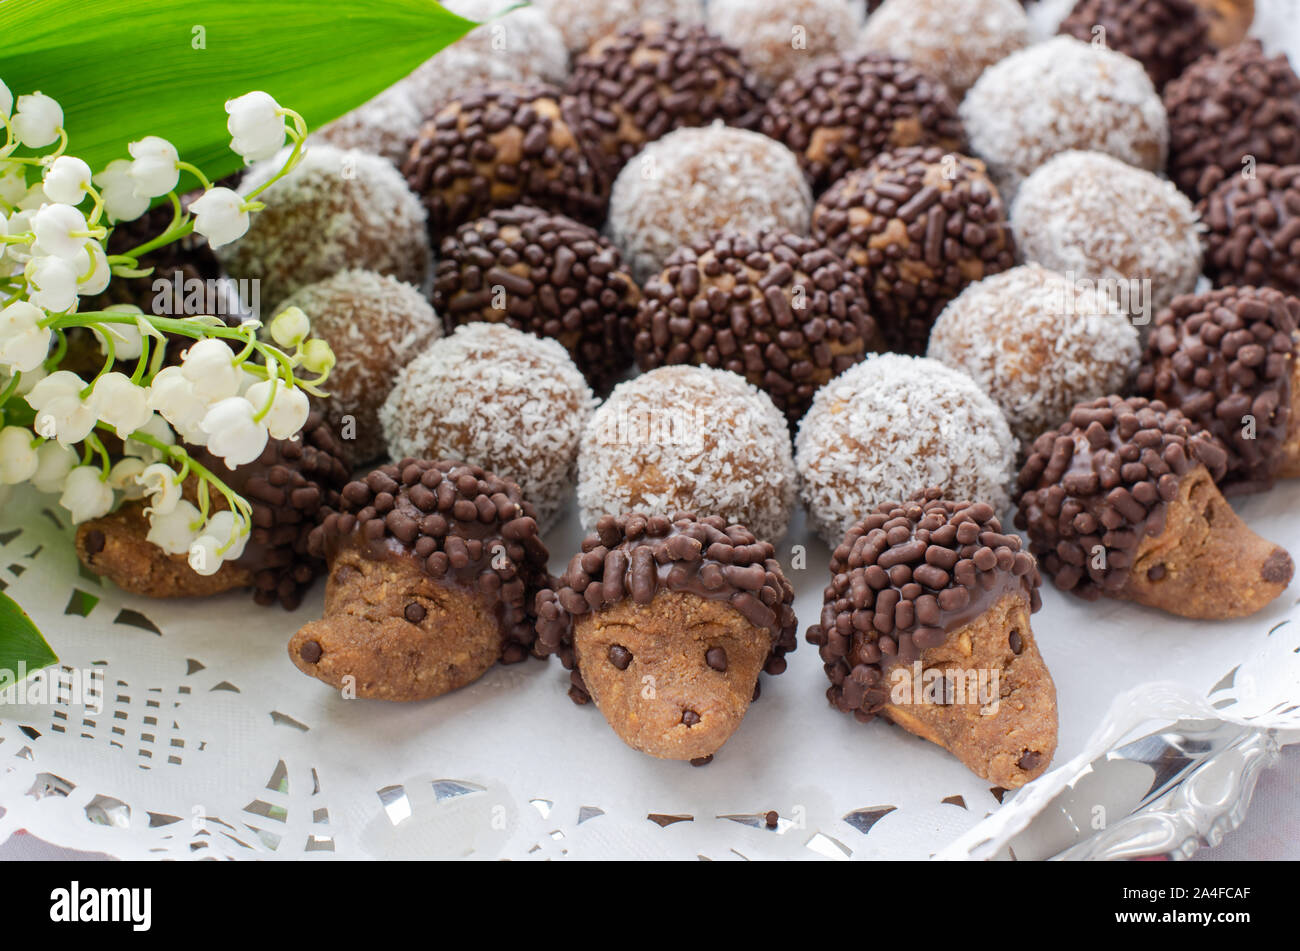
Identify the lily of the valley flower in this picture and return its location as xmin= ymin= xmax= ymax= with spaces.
xmin=189 ymin=186 xmax=249 ymax=249
xmin=145 ymin=499 xmax=201 ymax=555
xmin=0 ymin=426 xmax=39 ymax=483
xmin=200 ymin=395 xmax=268 ymax=466
xmin=91 ymin=371 xmax=152 ymax=438
xmin=31 ymin=439 xmax=77 ymax=493
xmin=11 ymin=92 xmax=63 ymax=148
xmin=246 ymin=377 xmax=309 ymax=440
xmin=59 ymin=464 xmax=114 ymax=523
xmin=25 ymin=254 xmax=79 ymax=312
xmin=127 ymin=135 xmax=180 ymax=199
xmin=42 ymin=156 xmax=92 ymax=205
xmin=92 ymin=159 xmax=150 ymax=223
xmin=0 ymin=300 xmax=52 ymax=372
xmin=31 ymin=203 xmax=91 ymax=260
xmin=26 ymin=370 xmax=97 ymax=445
xmin=225 ymin=91 xmax=286 ymax=163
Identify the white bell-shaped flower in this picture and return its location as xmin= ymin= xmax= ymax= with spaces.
xmin=269 ymin=306 xmax=311 ymax=348
xmin=91 ymin=308 xmax=145 ymax=361
xmin=11 ymin=92 xmax=63 ymax=148
xmin=0 ymin=300 xmax=52 ymax=373
xmin=0 ymin=160 xmax=26 ymax=208
xmin=146 ymin=366 xmax=211 ymax=445
xmin=179 ymin=338 xmax=241 ymax=401
xmin=59 ymin=465 xmax=114 ymax=523
xmin=146 ymin=499 xmax=201 ymax=555
xmin=245 ymin=377 xmax=309 ymax=440
xmin=127 ymin=136 xmax=180 ymax=199
xmin=92 ymin=159 xmax=150 ymax=223
xmin=225 ymin=91 xmax=286 ymax=163
xmin=75 ymin=240 xmax=111 ymax=296
xmin=42 ymin=156 xmax=92 ymax=205
xmin=136 ymin=461 xmax=182 ymax=516
xmin=0 ymin=79 xmax=11 ymax=119
xmin=0 ymin=426 xmax=39 ymax=484
xmin=25 ymin=369 xmax=97 ymax=445
xmin=25 ymin=254 xmax=79 ymax=312
xmin=122 ymin=412 xmax=175 ymax=461
xmin=189 ymin=186 xmax=249 ymax=249
xmin=203 ymin=510 xmax=249 ymax=561
xmin=31 ymin=439 xmax=77 ymax=493
xmin=107 ymin=457 xmax=147 ymax=498
xmin=31 ymin=203 xmax=90 ymax=261
xmin=200 ymin=396 xmax=269 ymax=466
xmin=90 ymin=371 xmax=152 ymax=438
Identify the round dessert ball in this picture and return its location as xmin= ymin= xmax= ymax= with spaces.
xmin=928 ymin=265 xmax=1142 ymax=445
xmin=1010 ymin=151 xmax=1202 ymax=325
xmin=275 ymin=269 xmax=443 ymax=465
xmin=1136 ymin=286 xmax=1300 ymax=494
xmin=1201 ymin=165 xmax=1300 ymax=296
xmin=607 ymin=124 xmax=812 ymax=283
xmin=564 ymin=20 xmax=763 ymax=177
xmin=578 ymin=365 xmax=797 ymax=541
xmin=632 ymin=230 xmax=882 ymax=423
xmin=1164 ymin=40 xmax=1300 ymax=202
xmin=796 ymin=353 xmax=1017 ymax=546
xmin=709 ymin=0 xmax=863 ymax=89
xmin=961 ymin=36 xmax=1168 ymax=197
xmin=379 ymin=323 xmax=597 ymax=528
xmin=313 ymin=83 xmax=424 ymax=166
xmin=760 ymin=53 xmax=966 ymax=194
xmin=860 ymin=0 xmax=1031 ymax=97
xmin=221 ymin=145 xmax=431 ymax=313
xmin=535 ymin=0 xmax=704 ymax=55
xmin=812 ymin=146 xmax=1016 ymax=355
xmin=432 ymin=205 xmax=642 ymax=391
xmin=403 ymin=85 xmax=608 ymax=240
xmin=1058 ymin=0 xmax=1212 ymax=91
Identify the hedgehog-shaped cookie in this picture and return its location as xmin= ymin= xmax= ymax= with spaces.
xmin=290 ymin=459 xmax=551 ymax=701
xmin=806 ymin=488 xmax=1056 ymax=789
xmin=535 ymin=513 xmax=797 ymax=765
xmin=1015 ymin=395 xmax=1294 ymax=618
xmin=75 ymin=411 xmax=351 ymax=610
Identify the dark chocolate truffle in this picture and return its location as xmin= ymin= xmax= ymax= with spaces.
xmin=432 ymin=205 xmax=641 ymax=391
xmin=760 ymin=53 xmax=966 ymax=194
xmin=564 ymin=19 xmax=763 ymax=177
xmin=1200 ymin=164 xmax=1300 ymax=296
xmin=812 ymin=146 xmax=1015 ymax=355
xmin=1164 ymin=40 xmax=1300 ymax=202
xmin=402 ymin=85 xmax=609 ymax=239
xmin=1058 ymin=0 xmax=1212 ymax=91
xmin=1136 ymin=286 xmax=1300 ymax=494
xmin=631 ymin=229 xmax=882 ymax=423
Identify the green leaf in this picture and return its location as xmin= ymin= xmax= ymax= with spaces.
xmin=0 ymin=0 xmax=481 ymax=183
xmin=0 ymin=591 xmax=58 ymax=679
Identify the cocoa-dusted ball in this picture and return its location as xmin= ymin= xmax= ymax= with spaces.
xmin=1058 ymin=0 xmax=1212 ymax=91
xmin=564 ymin=19 xmax=763 ymax=177
xmin=1200 ymin=165 xmax=1300 ymax=296
xmin=1136 ymin=287 xmax=1300 ymax=494
xmin=433 ymin=206 xmax=641 ymax=391
xmin=812 ymin=146 xmax=1015 ymax=355
xmin=1164 ymin=41 xmax=1300 ymax=202
xmin=632 ymin=230 xmax=882 ymax=423
xmin=403 ymin=85 xmax=609 ymax=240
xmin=760 ymin=53 xmax=966 ymax=193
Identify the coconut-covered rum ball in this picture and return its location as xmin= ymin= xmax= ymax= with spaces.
xmin=709 ymin=0 xmax=864 ymax=89
xmin=536 ymin=0 xmax=704 ymax=54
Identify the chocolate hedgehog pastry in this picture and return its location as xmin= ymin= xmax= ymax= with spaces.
xmin=1200 ymin=165 xmax=1300 ymax=297
xmin=1058 ymin=0 xmax=1212 ymax=91
xmin=535 ymin=513 xmax=797 ymax=764
xmin=760 ymin=53 xmax=966 ymax=194
xmin=1015 ymin=395 xmax=1294 ymax=618
xmin=75 ymin=412 xmax=351 ymax=609
xmin=807 ymin=489 xmax=1055 ymax=789
xmin=631 ymin=230 xmax=883 ymax=423
xmin=1136 ymin=287 xmax=1300 ymax=494
xmin=290 ymin=460 xmax=550 ymax=702
xmin=811 ymin=146 xmax=1015 ymax=355
xmin=432 ymin=206 xmax=641 ymax=391
xmin=564 ymin=19 xmax=763 ymax=177
xmin=403 ymin=85 xmax=609 ymax=240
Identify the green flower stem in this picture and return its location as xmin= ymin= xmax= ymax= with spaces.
xmin=176 ymin=160 xmax=212 ymax=191
xmin=123 ymin=428 xmax=252 ymax=544
xmin=0 ymin=371 xmax=21 ymax=409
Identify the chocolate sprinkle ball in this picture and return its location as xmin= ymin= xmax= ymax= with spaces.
xmin=1014 ymin=395 xmax=1230 ymax=600
xmin=402 ymin=85 xmax=609 ymax=239
xmin=535 ymin=512 xmax=798 ymax=702
xmin=565 ymin=20 xmax=763 ymax=177
xmin=432 ymin=205 xmax=641 ymax=391
xmin=806 ymin=488 xmax=1041 ymax=716
xmin=308 ymin=459 xmax=551 ymax=662
xmin=632 ymin=230 xmax=882 ymax=423
xmin=760 ymin=53 xmax=966 ymax=194
xmin=812 ymin=146 xmax=1015 ymax=355
xmin=1058 ymin=0 xmax=1212 ymax=91
xmin=1200 ymin=164 xmax=1300 ymax=296
xmin=1164 ymin=41 xmax=1300 ymax=202
xmin=1136 ymin=287 xmax=1300 ymax=494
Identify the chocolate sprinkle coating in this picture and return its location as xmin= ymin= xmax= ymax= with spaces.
xmin=308 ymin=459 xmax=551 ymax=662
xmin=1164 ymin=41 xmax=1300 ymax=202
xmin=535 ymin=512 xmax=798 ymax=702
xmin=1058 ymin=0 xmax=1212 ymax=91
xmin=402 ymin=85 xmax=609 ymax=239
xmin=806 ymin=488 xmax=1041 ymax=720
xmin=1014 ymin=395 xmax=1230 ymax=599
xmin=632 ymin=230 xmax=881 ymax=423
xmin=812 ymin=146 xmax=1015 ymax=355
xmin=1200 ymin=164 xmax=1300 ymax=296
xmin=432 ymin=205 xmax=642 ymax=391
xmin=1136 ymin=287 xmax=1299 ymax=494
xmin=565 ymin=19 xmax=763 ymax=177
xmin=759 ymin=53 xmax=966 ymax=194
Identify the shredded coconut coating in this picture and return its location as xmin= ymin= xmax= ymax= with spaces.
xmin=709 ymin=0 xmax=864 ymax=89
xmin=222 ymin=145 xmax=431 ymax=313
xmin=578 ymin=365 xmax=798 ymax=541
xmin=859 ymin=0 xmax=1031 ymax=96
xmin=928 ymin=264 xmax=1141 ymax=446
xmin=796 ymin=353 xmax=1018 ymax=546
xmin=379 ymin=323 xmax=597 ymax=528
xmin=276 ymin=269 xmax=442 ymax=465
xmin=1010 ymin=150 xmax=1202 ymax=324
xmin=607 ymin=124 xmax=812 ymax=283
xmin=313 ymin=84 xmax=424 ymax=166
xmin=960 ymin=36 xmax=1169 ymax=198
xmin=536 ymin=0 xmax=704 ymax=54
